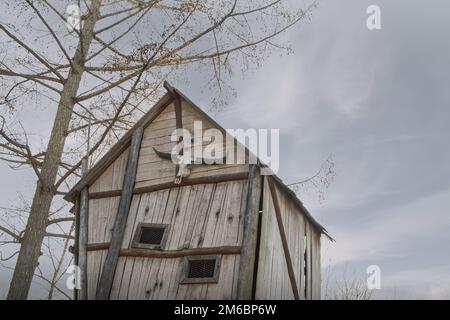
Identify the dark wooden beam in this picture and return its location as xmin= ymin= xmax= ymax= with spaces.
xmin=174 ymin=96 xmax=183 ymax=131
xmin=78 ymin=157 xmax=89 ymax=300
xmin=267 ymin=177 xmax=300 ymax=300
xmin=87 ymin=171 xmax=249 ymax=200
xmin=88 ymin=189 xmax=122 ymax=199
xmin=95 ymin=127 xmax=143 ymax=300
xmin=133 ymin=172 xmax=248 ymax=195
xmin=86 ymin=244 xmax=241 ymax=258
xmin=73 ymin=196 xmax=80 ymax=301
xmin=86 ymin=242 xmax=110 ymax=251
xmin=236 ymin=164 xmax=262 ymax=299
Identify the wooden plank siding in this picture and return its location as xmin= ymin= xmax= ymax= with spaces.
xmin=115 ymin=181 xmax=246 ymax=299
xmin=86 ymin=196 xmax=120 ymax=299
xmin=87 ymin=180 xmax=247 ymax=299
xmin=255 ymin=177 xmax=321 ymax=300
xmin=89 ymin=147 xmax=129 ymax=193
xmin=135 ymin=100 xmax=249 ymax=189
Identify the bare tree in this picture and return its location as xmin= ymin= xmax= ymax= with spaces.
xmin=288 ymin=154 xmax=336 ymax=204
xmin=0 ymin=0 xmax=318 ymax=299
xmin=323 ymin=264 xmax=373 ymax=300
xmin=0 ymin=202 xmax=74 ymax=299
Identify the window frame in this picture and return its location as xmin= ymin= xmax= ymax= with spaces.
xmin=180 ymin=255 xmax=222 ymax=284
xmin=131 ymin=222 xmax=169 ymax=250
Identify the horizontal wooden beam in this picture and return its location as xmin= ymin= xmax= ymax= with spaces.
xmin=133 ymin=172 xmax=248 ymax=195
xmin=88 ymin=171 xmax=249 ymax=200
xmin=89 ymin=190 xmax=121 ymax=199
xmin=86 ymin=244 xmax=241 ymax=258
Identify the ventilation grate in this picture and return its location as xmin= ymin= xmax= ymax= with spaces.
xmin=131 ymin=223 xmax=168 ymax=249
xmin=187 ymin=259 xmax=216 ymax=278
xmin=139 ymin=226 xmax=165 ymax=245
xmin=180 ymin=255 xmax=221 ymax=284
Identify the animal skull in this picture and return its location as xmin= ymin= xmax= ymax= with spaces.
xmin=174 ymin=154 xmax=191 ymax=184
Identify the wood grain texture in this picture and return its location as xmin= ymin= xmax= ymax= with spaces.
xmin=86 ymin=244 xmax=241 ymax=257
xmin=236 ymin=164 xmax=262 ymax=299
xmin=135 ymin=99 xmax=248 ymax=189
xmin=96 ymin=127 xmax=143 ymax=300
xmin=267 ymin=177 xmax=300 ymax=300
xmin=105 ymin=179 xmax=247 ymax=300
xmin=89 ymin=147 xmax=129 ymax=193
xmin=311 ymin=225 xmax=321 ymax=300
xmin=78 ymin=188 xmax=89 ymax=298
xmin=255 ymin=178 xmax=321 ymax=300
xmin=305 ymin=222 xmax=312 ymax=300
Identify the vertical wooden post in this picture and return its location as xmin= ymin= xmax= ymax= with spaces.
xmin=305 ymin=222 xmax=312 ymax=300
xmin=73 ymin=197 xmax=80 ymax=301
xmin=236 ymin=164 xmax=262 ymax=299
xmin=267 ymin=177 xmax=300 ymax=300
xmin=311 ymin=227 xmax=321 ymax=300
xmin=96 ymin=127 xmax=143 ymax=300
xmin=78 ymin=157 xmax=89 ymax=300
xmin=174 ymin=96 xmax=183 ymax=131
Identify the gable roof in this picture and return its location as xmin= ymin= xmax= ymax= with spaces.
xmin=65 ymin=82 xmax=332 ymax=240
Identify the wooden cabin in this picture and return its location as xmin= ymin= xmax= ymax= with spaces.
xmin=65 ymin=82 xmax=330 ymax=300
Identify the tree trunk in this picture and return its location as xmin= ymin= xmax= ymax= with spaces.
xmin=7 ymin=0 xmax=101 ymax=300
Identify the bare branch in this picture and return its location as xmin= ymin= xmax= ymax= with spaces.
xmin=0 ymin=225 xmax=22 ymax=242
xmin=44 ymin=233 xmax=74 ymax=240
xmin=47 ymin=217 xmax=75 ymax=226
xmin=0 ymin=25 xmax=64 ymax=80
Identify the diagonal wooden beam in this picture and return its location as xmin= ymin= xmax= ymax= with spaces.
xmin=267 ymin=176 xmax=300 ymax=300
xmin=95 ymin=127 xmax=143 ymax=300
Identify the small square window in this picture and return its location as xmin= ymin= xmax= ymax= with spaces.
xmin=131 ymin=223 xmax=169 ymax=250
xmin=180 ymin=255 xmax=221 ymax=284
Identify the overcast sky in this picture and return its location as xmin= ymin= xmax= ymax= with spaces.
xmin=1 ymin=0 xmax=450 ymax=299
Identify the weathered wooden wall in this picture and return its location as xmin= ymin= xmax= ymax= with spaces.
xmin=85 ymin=99 xmax=250 ymax=299
xmin=87 ymin=180 xmax=247 ymax=299
xmin=89 ymin=148 xmax=129 ymax=193
xmin=135 ymin=101 xmax=248 ymax=189
xmin=86 ymin=196 xmax=120 ymax=299
xmin=255 ymin=178 xmax=321 ymax=300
